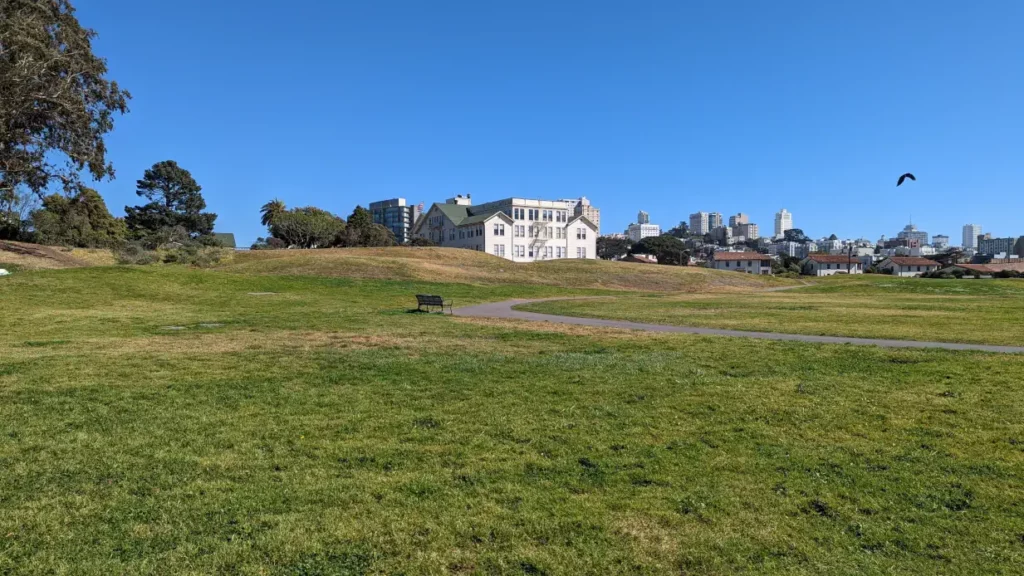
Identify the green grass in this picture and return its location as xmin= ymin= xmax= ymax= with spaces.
xmin=518 ymin=275 xmax=1024 ymax=346
xmin=2 ymin=267 xmax=1024 ymax=574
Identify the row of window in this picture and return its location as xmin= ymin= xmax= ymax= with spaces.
xmin=513 ymin=225 xmax=566 ymax=239
xmin=510 ymin=208 xmax=569 ymax=223
xmin=510 ymin=245 xmax=587 ymax=259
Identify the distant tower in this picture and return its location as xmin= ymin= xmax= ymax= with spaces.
xmin=637 ymin=210 xmax=650 ymax=225
xmin=775 ymin=209 xmax=793 ymax=237
xmin=962 ymin=224 xmax=982 ymax=250
xmin=708 ymin=212 xmax=723 ymax=229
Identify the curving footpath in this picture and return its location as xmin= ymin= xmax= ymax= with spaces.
xmin=454 ymin=298 xmax=1024 ymax=354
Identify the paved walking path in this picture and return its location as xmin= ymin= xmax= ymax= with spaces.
xmin=454 ymin=298 xmax=1024 ymax=354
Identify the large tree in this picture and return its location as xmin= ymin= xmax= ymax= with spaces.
xmin=0 ymin=0 xmax=130 ymax=199
xmin=269 ymin=207 xmax=345 ymax=248
xmin=31 ymin=187 xmax=126 ymax=247
xmin=260 ymin=198 xmax=285 ymax=227
xmin=783 ymin=228 xmax=810 ymax=243
xmin=124 ymin=161 xmax=216 ymax=241
xmin=630 ymin=234 xmax=688 ymax=265
xmin=667 ymin=221 xmax=690 ymax=238
xmin=597 ymin=236 xmax=632 ymax=260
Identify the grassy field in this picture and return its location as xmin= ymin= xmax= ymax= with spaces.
xmin=519 ymin=274 xmax=1024 ymax=346
xmin=2 ymin=263 xmax=1023 ymax=574
xmin=216 ymin=248 xmax=794 ymax=292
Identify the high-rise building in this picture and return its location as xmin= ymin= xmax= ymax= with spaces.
xmin=735 ymin=222 xmax=759 ymax=241
xmin=932 ymin=235 xmax=950 ymax=250
xmin=962 ymin=224 xmax=982 ymax=250
xmin=896 ymin=224 xmax=929 ymax=246
xmin=708 ymin=212 xmax=723 ymax=229
xmin=571 ymin=197 xmax=601 ymax=234
xmin=637 ymin=210 xmax=650 ymax=225
xmin=689 ymin=212 xmax=710 ymax=235
xmin=369 ymin=198 xmax=420 ymax=244
xmin=774 ymin=209 xmax=793 ymax=238
xmin=728 ymin=213 xmax=749 ymax=228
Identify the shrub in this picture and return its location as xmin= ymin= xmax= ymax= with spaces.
xmin=161 ymin=246 xmax=225 ymax=267
xmin=115 ymin=243 xmax=160 ymax=265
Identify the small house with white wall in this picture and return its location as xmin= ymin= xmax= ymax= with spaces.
xmin=799 ymin=254 xmax=864 ymax=276
xmin=708 ymin=251 xmax=773 ymax=275
xmin=877 ymin=256 xmax=940 ymax=277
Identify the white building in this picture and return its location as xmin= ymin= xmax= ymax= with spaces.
xmin=932 ymin=235 xmax=950 ymax=250
xmin=775 ymin=209 xmax=793 ymax=238
xmin=689 ymin=212 xmax=710 ymax=235
xmin=962 ymin=224 xmax=982 ymax=250
xmin=769 ymin=241 xmax=806 ymax=258
xmin=877 ymin=256 xmax=940 ymax=277
xmin=413 ymin=195 xmax=597 ymax=262
xmin=799 ymin=254 xmax=864 ymax=276
xmin=637 ymin=210 xmax=650 ymax=225
xmin=708 ymin=251 xmax=773 ymax=275
xmin=627 ymin=223 xmax=661 ymax=243
xmin=734 ymin=222 xmax=759 ymax=240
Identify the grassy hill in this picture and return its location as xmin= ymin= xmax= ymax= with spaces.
xmin=0 ymin=240 xmax=115 ymax=270
xmin=218 ymin=247 xmax=794 ymax=292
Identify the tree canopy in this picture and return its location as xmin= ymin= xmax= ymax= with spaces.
xmin=0 ymin=0 xmax=130 ymax=198
xmin=630 ymin=234 xmax=688 ymax=265
xmin=667 ymin=221 xmax=690 ymax=238
xmin=597 ymin=236 xmax=632 ymax=260
xmin=124 ymin=161 xmax=216 ymax=243
xmin=31 ymin=187 xmax=126 ymax=248
xmin=784 ymin=228 xmax=810 ymax=243
xmin=269 ymin=206 xmax=346 ymax=248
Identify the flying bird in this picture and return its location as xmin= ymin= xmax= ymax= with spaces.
xmin=897 ymin=173 xmax=916 ymax=187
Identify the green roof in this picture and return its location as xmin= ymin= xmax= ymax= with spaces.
xmin=211 ymin=233 xmax=236 ymax=248
xmin=429 ymin=204 xmax=506 ymax=227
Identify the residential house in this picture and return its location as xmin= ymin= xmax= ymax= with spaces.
xmin=877 ymin=256 xmax=940 ymax=277
xmin=708 ymin=251 xmax=773 ymax=275
xmin=799 ymin=254 xmax=864 ymax=276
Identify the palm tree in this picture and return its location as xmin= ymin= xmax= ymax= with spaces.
xmin=260 ymin=199 xmax=285 ymax=227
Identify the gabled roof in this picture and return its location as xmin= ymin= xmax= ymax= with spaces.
xmin=712 ymin=251 xmax=771 ymax=261
xmin=420 ymin=202 xmax=509 ymax=228
xmin=803 ymin=254 xmax=863 ymax=264
xmin=881 ymin=256 xmax=939 ymax=266
xmin=567 ymin=215 xmax=597 ymax=230
xmin=461 ymin=209 xmax=510 ymax=226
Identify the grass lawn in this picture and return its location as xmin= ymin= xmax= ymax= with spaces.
xmin=2 ymin=267 xmax=1023 ymax=574
xmin=518 ymin=275 xmax=1024 ymax=346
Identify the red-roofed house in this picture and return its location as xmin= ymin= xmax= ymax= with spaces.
xmin=708 ymin=251 xmax=773 ymax=275
xmin=799 ymin=254 xmax=864 ymax=276
xmin=877 ymin=256 xmax=940 ymax=277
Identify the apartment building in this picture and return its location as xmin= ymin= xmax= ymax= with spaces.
xmin=627 ymin=223 xmax=661 ymax=242
xmin=962 ymin=224 xmax=982 ymax=251
xmin=728 ymin=213 xmax=749 ymax=228
xmin=734 ymin=222 xmax=759 ymax=240
xmin=369 ymin=198 xmax=420 ymax=244
xmin=774 ymin=209 xmax=793 ymax=238
xmin=708 ymin=212 xmax=723 ymax=229
xmin=689 ymin=212 xmax=710 ymax=235
xmin=412 ymin=195 xmax=597 ymax=262
xmin=978 ymin=236 xmax=1024 ymax=258
xmin=932 ymin=235 xmax=950 ymax=250
xmin=572 ymin=197 xmax=601 ymax=235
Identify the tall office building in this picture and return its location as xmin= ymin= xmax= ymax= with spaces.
xmin=708 ymin=212 xmax=723 ymax=229
xmin=962 ymin=224 xmax=982 ymax=250
xmin=931 ymin=235 xmax=950 ymax=250
xmin=728 ymin=213 xmax=749 ymax=227
xmin=369 ymin=198 xmax=420 ymax=244
xmin=637 ymin=210 xmax=650 ymax=225
xmin=774 ymin=209 xmax=793 ymax=238
xmin=689 ymin=212 xmax=710 ymax=235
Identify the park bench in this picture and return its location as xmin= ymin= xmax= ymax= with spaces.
xmin=415 ymin=294 xmax=453 ymax=315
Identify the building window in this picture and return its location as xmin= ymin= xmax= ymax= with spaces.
xmin=493 ymin=244 xmax=505 ymax=257
xmin=528 ymin=226 xmax=535 ymax=238
xmin=577 ymin=228 xmax=587 ymax=240
xmin=528 ymin=247 xmax=534 ymax=258
xmin=546 ymin=227 xmax=552 ymax=239
xmin=450 ymin=229 xmax=455 ymax=241
xmin=545 ymin=246 xmax=553 ymax=259
xmin=493 ymin=223 xmax=505 ymax=236
xmin=576 ymin=247 xmax=586 ymax=258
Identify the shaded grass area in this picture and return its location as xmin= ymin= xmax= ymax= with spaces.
xmin=518 ymin=276 xmax=1024 ymax=346
xmin=2 ymin=268 xmax=1023 ymax=574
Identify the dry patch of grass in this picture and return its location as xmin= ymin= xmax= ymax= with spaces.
xmin=219 ymin=247 xmax=795 ymax=292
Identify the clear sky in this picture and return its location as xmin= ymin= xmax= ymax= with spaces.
xmin=77 ymin=0 xmax=1024 ymax=246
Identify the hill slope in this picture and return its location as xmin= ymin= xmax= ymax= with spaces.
xmin=0 ymin=241 xmax=115 ymax=270
xmin=218 ymin=247 xmax=794 ymax=292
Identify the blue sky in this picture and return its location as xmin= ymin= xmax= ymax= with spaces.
xmin=78 ymin=0 xmax=1024 ymax=246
